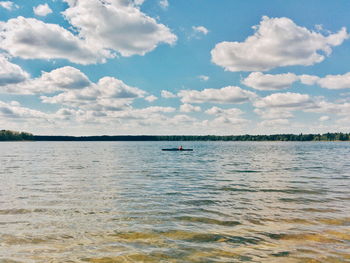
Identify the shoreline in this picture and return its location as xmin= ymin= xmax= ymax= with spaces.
xmin=1 ymin=130 xmax=350 ymax=142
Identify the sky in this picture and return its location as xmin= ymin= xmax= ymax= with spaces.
xmin=1 ymin=0 xmax=350 ymax=135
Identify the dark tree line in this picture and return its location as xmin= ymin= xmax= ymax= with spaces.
xmin=1 ymin=130 xmax=350 ymax=141
xmin=0 ymin=130 xmax=34 ymax=141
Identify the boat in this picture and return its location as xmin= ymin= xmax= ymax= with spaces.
xmin=162 ymin=148 xmax=193 ymax=151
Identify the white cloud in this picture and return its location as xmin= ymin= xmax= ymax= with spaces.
xmin=0 ymin=17 xmax=109 ymax=65
xmin=98 ymin=77 xmax=145 ymax=99
xmin=254 ymin=92 xmax=315 ymax=109
xmin=192 ymin=26 xmax=209 ymax=35
xmin=161 ymin=90 xmax=177 ymax=98
xmin=211 ymin=115 xmax=248 ymax=125
xmin=299 ymin=74 xmax=320 ymax=85
xmin=198 ymin=75 xmax=209 ymax=82
xmin=38 ymin=67 xmax=91 ymax=90
xmin=2 ymin=66 xmax=91 ymax=94
xmin=0 ymin=1 xmax=17 ymax=10
xmin=211 ymin=16 xmax=349 ymax=72
xmin=205 ymin=106 xmax=247 ymax=125
xmin=0 ymin=100 xmax=48 ymax=119
xmin=254 ymin=92 xmax=350 ymax=123
xmin=33 ymin=3 xmax=53 ymax=16
xmin=254 ymin=108 xmax=294 ymax=120
xmin=317 ymin=72 xmax=350 ymax=89
xmin=145 ymin=95 xmax=158 ymax=102
xmin=133 ymin=0 xmax=145 ymax=6
xmin=0 ymin=54 xmax=29 ymax=86
xmin=159 ymin=0 xmax=169 ymax=9
xmin=305 ymin=101 xmax=350 ymax=116
xmin=242 ymin=72 xmax=299 ymax=90
xmin=242 ymin=71 xmax=350 ymax=90
xmin=205 ymin=106 xmax=243 ymax=117
xmin=299 ymin=72 xmax=350 ymax=89
xmin=110 ymin=106 xmax=175 ymax=119
xmin=62 ymin=0 xmax=177 ymax=57
xmin=319 ymin=115 xmax=330 ymax=121
xmin=0 ymin=1 xmax=176 ymax=64
xmin=169 ymin=114 xmax=196 ymax=124
xmin=178 ymin=86 xmax=257 ymax=104
xmin=41 ymin=76 xmax=146 ymax=110
xmin=179 ymin=103 xmax=201 ymax=112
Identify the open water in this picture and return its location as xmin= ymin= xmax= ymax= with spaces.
xmin=0 ymin=141 xmax=349 ymax=262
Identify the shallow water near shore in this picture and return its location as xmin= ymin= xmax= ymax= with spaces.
xmin=1 ymin=141 xmax=349 ymax=262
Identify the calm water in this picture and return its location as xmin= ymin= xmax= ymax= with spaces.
xmin=0 ymin=141 xmax=349 ymax=263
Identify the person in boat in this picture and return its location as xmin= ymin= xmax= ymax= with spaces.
xmin=178 ymin=145 xmax=183 ymax=150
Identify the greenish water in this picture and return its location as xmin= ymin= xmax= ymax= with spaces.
xmin=0 ymin=141 xmax=349 ymax=262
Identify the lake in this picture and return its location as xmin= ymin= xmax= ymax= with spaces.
xmin=0 ymin=141 xmax=349 ymax=262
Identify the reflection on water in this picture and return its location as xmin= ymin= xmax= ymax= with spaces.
xmin=0 ymin=141 xmax=350 ymax=262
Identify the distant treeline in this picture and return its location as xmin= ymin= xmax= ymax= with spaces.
xmin=1 ymin=130 xmax=350 ymax=141
xmin=0 ymin=130 xmax=34 ymax=141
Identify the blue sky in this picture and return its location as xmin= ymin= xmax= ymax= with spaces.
xmin=1 ymin=0 xmax=350 ymax=135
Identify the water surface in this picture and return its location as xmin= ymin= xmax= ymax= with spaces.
xmin=1 ymin=141 xmax=349 ymax=262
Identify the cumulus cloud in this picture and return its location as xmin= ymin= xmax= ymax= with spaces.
xmin=168 ymin=114 xmax=196 ymax=125
xmin=159 ymin=0 xmax=169 ymax=9
xmin=210 ymin=115 xmax=248 ymax=125
xmin=145 ymin=95 xmax=158 ymax=102
xmin=133 ymin=0 xmax=145 ymax=6
xmin=254 ymin=92 xmax=315 ymax=109
xmin=161 ymin=90 xmax=177 ymax=98
xmin=305 ymin=101 xmax=350 ymax=116
xmin=242 ymin=72 xmax=299 ymax=90
xmin=317 ymin=72 xmax=350 ymax=89
xmin=254 ymin=108 xmax=294 ymax=120
xmin=319 ymin=115 xmax=330 ymax=121
xmin=38 ymin=67 xmax=91 ymax=90
xmin=0 ymin=1 xmax=176 ymax=64
xmin=198 ymin=75 xmax=209 ymax=82
xmin=211 ymin=16 xmax=349 ymax=72
xmin=0 ymin=17 xmax=109 ymax=64
xmin=243 ymin=71 xmax=350 ymax=90
xmin=193 ymin=26 xmax=209 ymax=35
xmin=98 ymin=77 xmax=146 ymax=99
xmin=299 ymin=74 xmax=320 ymax=85
xmin=179 ymin=103 xmax=201 ymax=112
xmin=41 ymin=76 xmax=146 ymax=110
xmin=0 ymin=54 xmax=29 ymax=86
xmin=109 ymin=106 xmax=175 ymax=120
xmin=254 ymin=92 xmax=350 ymax=125
xmin=205 ymin=106 xmax=243 ymax=117
xmin=178 ymin=86 xmax=257 ymax=104
xmin=0 ymin=100 xmax=48 ymax=119
xmin=299 ymin=72 xmax=350 ymax=89
xmin=205 ymin=106 xmax=247 ymax=125
xmin=2 ymin=66 xmax=91 ymax=94
xmin=33 ymin=3 xmax=53 ymax=16
xmin=62 ymin=0 xmax=177 ymax=57
xmin=0 ymin=1 xmax=17 ymax=10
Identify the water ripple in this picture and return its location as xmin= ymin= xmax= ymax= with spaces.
xmin=0 ymin=141 xmax=349 ymax=262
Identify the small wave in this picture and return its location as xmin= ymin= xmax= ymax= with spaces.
xmin=230 ymin=170 xmax=260 ymax=173
xmin=301 ymin=208 xmax=340 ymax=213
xmin=181 ymin=199 xmax=218 ymax=206
xmin=0 ymin=208 xmax=46 ymax=215
xmin=279 ymin=197 xmax=332 ymax=204
xmin=219 ymin=187 xmax=257 ymax=192
xmin=317 ymin=217 xmax=350 ymax=226
xmin=264 ymin=232 xmax=343 ymax=244
xmin=174 ymin=216 xmax=241 ymax=226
